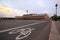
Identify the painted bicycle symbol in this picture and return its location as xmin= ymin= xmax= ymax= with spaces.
xmin=8 ymin=27 xmax=35 ymax=40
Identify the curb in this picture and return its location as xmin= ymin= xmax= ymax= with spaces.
xmin=49 ymin=21 xmax=60 ymax=40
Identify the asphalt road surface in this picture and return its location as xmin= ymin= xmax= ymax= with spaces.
xmin=0 ymin=20 xmax=51 ymax=40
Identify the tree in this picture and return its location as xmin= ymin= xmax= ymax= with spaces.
xmin=51 ymin=15 xmax=57 ymax=21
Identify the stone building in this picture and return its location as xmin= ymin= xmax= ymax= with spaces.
xmin=15 ymin=14 xmax=49 ymax=20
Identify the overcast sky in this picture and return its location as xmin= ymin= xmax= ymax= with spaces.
xmin=0 ymin=0 xmax=60 ymax=17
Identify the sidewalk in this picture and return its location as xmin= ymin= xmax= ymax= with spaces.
xmin=49 ymin=21 xmax=60 ymax=40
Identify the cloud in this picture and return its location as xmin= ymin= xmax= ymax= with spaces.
xmin=0 ymin=4 xmax=14 ymax=13
xmin=0 ymin=4 xmax=28 ymax=17
xmin=36 ymin=1 xmax=44 ymax=7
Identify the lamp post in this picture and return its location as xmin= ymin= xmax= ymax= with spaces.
xmin=55 ymin=4 xmax=58 ymax=16
xmin=26 ymin=10 xmax=28 ymax=13
xmin=26 ymin=10 xmax=28 ymax=20
xmin=55 ymin=4 xmax=58 ymax=21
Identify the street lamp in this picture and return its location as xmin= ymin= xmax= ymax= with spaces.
xmin=55 ymin=4 xmax=58 ymax=16
xmin=26 ymin=10 xmax=28 ymax=13
xmin=55 ymin=4 xmax=58 ymax=21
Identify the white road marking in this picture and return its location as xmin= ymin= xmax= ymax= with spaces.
xmin=8 ymin=27 xmax=35 ymax=40
xmin=16 ymin=32 xmax=31 ymax=40
xmin=8 ymin=29 xmax=23 ymax=34
xmin=15 ymin=28 xmax=34 ymax=40
xmin=0 ymin=22 xmax=44 ymax=33
xmin=8 ymin=27 xmax=34 ymax=34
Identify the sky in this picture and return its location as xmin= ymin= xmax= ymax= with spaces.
xmin=0 ymin=0 xmax=60 ymax=17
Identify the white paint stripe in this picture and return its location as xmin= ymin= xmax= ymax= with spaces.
xmin=0 ymin=22 xmax=44 ymax=33
xmin=16 ymin=29 xmax=31 ymax=40
xmin=8 ymin=28 xmax=35 ymax=40
xmin=8 ymin=28 xmax=35 ymax=34
xmin=16 ymin=32 xmax=31 ymax=40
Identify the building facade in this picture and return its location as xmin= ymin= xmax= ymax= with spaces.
xmin=15 ymin=14 xmax=49 ymax=20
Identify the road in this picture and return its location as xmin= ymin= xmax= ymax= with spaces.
xmin=0 ymin=20 xmax=51 ymax=40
